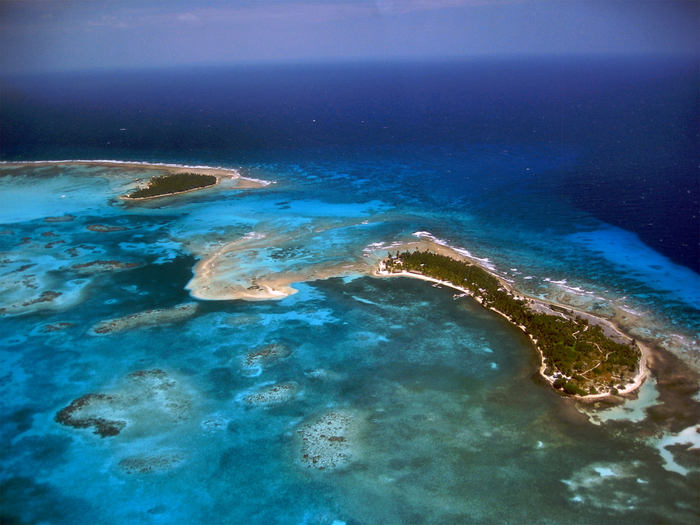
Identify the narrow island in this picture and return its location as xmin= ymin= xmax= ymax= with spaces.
xmin=124 ymin=172 xmax=218 ymax=199
xmin=0 ymin=160 xmax=271 ymax=196
xmin=379 ymin=249 xmax=644 ymax=399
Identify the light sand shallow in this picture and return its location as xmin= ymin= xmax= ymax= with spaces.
xmin=186 ymin=230 xmax=369 ymax=301
xmin=296 ymin=410 xmax=361 ymax=470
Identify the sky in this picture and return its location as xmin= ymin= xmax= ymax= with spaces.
xmin=1 ymin=0 xmax=698 ymax=73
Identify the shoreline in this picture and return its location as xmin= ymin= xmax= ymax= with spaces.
xmin=185 ymin=229 xmax=649 ymax=401
xmin=0 ymin=159 xmax=239 ymax=177
xmin=371 ymin=238 xmax=649 ymax=402
xmin=376 ymin=268 xmax=650 ymax=402
xmin=1 ymin=159 xmax=270 ymax=196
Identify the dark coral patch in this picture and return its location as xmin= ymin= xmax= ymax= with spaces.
xmin=71 ymin=260 xmax=139 ymax=272
xmin=44 ymin=215 xmax=76 ymax=223
xmin=86 ymin=224 xmax=128 ymax=232
xmin=128 ymin=369 xmax=167 ymax=380
xmin=55 ymin=369 xmax=190 ymax=438
xmin=118 ymin=453 xmax=185 ymax=473
xmin=41 ymin=322 xmax=75 ymax=333
xmin=55 ymin=394 xmax=126 ymax=438
xmin=21 ymin=291 xmax=62 ymax=307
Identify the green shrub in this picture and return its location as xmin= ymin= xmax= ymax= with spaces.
xmin=128 ymin=172 xmax=217 ymax=198
xmin=563 ymin=382 xmax=587 ymax=396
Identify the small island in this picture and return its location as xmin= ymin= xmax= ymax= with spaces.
xmin=125 ymin=172 xmax=217 ymax=199
xmin=379 ymin=250 xmax=643 ymax=399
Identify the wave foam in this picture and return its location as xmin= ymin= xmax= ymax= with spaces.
xmin=363 ymin=241 xmax=405 ymax=253
xmin=412 ymin=231 xmax=495 ymax=270
xmin=0 ymin=159 xmax=241 ymax=174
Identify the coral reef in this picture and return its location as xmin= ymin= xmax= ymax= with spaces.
xmin=86 ymin=224 xmax=128 ymax=232
xmin=242 ymin=343 xmax=291 ymax=376
xmin=44 ymin=215 xmax=76 ymax=223
xmin=118 ymin=452 xmax=185 ymax=474
xmin=71 ymin=260 xmax=139 ymax=273
xmin=296 ymin=411 xmax=359 ymax=470
xmin=55 ymin=394 xmax=127 ymax=437
xmin=240 ymin=382 xmax=299 ymax=405
xmin=40 ymin=322 xmax=75 ymax=333
xmin=55 ymin=369 xmax=192 ymax=438
xmin=91 ymin=303 xmax=198 ymax=335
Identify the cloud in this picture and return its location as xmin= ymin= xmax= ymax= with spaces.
xmin=1 ymin=0 xmax=696 ymax=74
xmin=372 ymin=0 xmax=530 ymax=15
xmin=177 ymin=12 xmax=200 ymax=23
xmin=168 ymin=2 xmax=375 ymax=26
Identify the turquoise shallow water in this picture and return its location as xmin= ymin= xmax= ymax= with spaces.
xmin=0 ymin=157 xmax=698 ymax=524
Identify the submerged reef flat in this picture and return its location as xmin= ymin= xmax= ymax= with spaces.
xmin=70 ymin=259 xmax=140 ymax=273
xmin=0 ymin=216 xmax=140 ymax=316
xmin=117 ymin=451 xmax=187 ymax=474
xmin=186 ymin=229 xmax=370 ymax=302
xmin=560 ymin=460 xmax=696 ymax=516
xmin=91 ymin=303 xmax=198 ymax=335
xmin=224 ymin=314 xmax=261 ymax=327
xmin=86 ymin=224 xmax=128 ymax=232
xmin=238 ymin=382 xmax=299 ymax=405
xmin=44 ymin=214 xmax=76 ymax=223
xmin=0 ymin=285 xmax=66 ymax=317
xmin=56 ymin=369 xmax=192 ymax=438
xmin=186 ymin=232 xmax=300 ymax=301
xmin=242 ymin=343 xmax=291 ymax=377
xmin=56 ymin=393 xmax=128 ymax=437
xmin=296 ymin=411 xmax=360 ymax=470
xmin=38 ymin=321 xmax=75 ymax=333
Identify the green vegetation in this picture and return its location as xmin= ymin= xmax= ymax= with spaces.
xmin=126 ymin=172 xmax=217 ymax=198
xmin=383 ymin=250 xmax=641 ymax=397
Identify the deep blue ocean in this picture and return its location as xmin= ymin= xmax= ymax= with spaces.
xmin=1 ymin=57 xmax=699 ymax=524
xmin=3 ymin=57 xmax=698 ymax=272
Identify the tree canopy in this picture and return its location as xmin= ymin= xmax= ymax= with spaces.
xmin=127 ymin=172 xmax=217 ymax=199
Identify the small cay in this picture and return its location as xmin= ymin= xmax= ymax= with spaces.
xmin=124 ymin=172 xmax=217 ymax=199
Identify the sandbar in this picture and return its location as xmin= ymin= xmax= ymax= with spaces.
xmin=186 ymin=231 xmax=369 ymax=301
